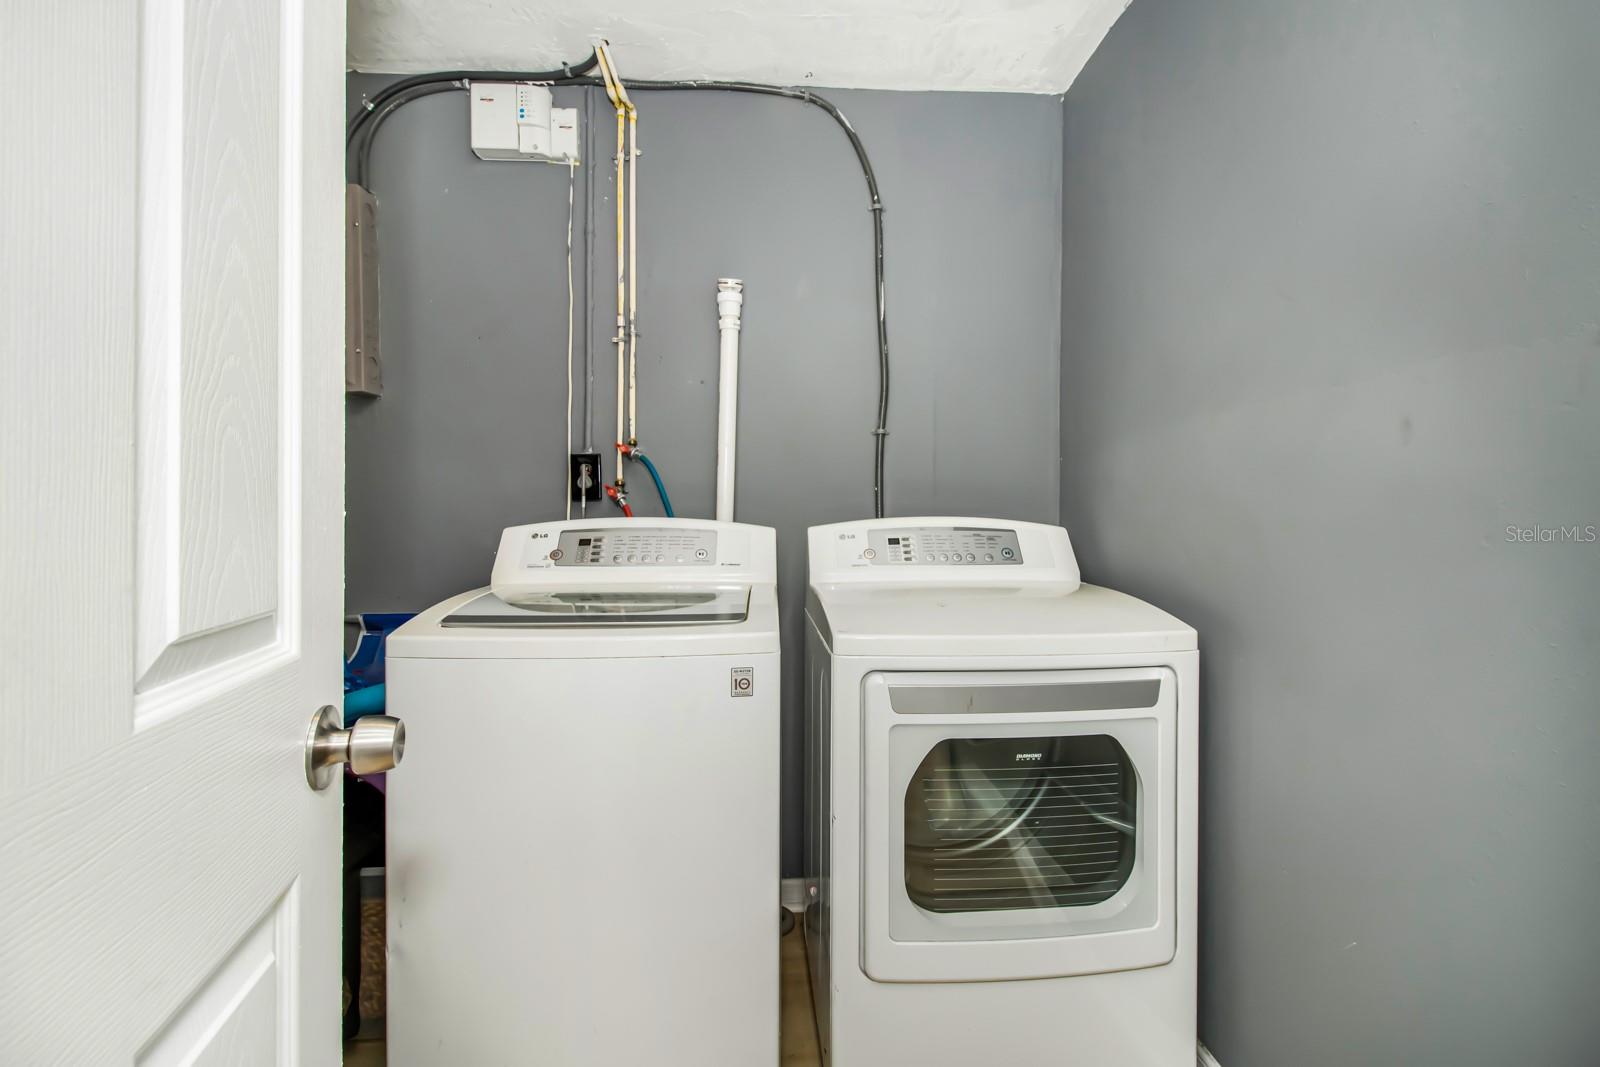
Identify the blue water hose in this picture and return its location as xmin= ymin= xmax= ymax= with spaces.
xmin=635 ymin=452 xmax=675 ymax=517
xmin=345 ymin=682 xmax=387 ymax=722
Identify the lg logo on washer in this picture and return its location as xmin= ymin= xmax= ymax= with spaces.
xmin=1014 ymin=752 xmax=1044 ymax=762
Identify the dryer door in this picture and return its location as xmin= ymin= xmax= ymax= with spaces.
xmin=860 ymin=667 xmax=1177 ymax=982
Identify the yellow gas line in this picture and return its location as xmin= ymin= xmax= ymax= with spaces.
xmin=626 ymin=105 xmax=639 ymax=447
xmin=598 ymin=43 xmax=641 ymax=452
xmin=595 ymin=44 xmax=629 ymax=489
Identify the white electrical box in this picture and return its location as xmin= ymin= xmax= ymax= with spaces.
xmin=470 ymin=82 xmax=578 ymax=162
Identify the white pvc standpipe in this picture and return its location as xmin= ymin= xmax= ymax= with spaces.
xmin=715 ymin=279 xmax=744 ymax=522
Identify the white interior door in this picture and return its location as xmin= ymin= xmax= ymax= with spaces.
xmin=1 ymin=0 xmax=346 ymax=1062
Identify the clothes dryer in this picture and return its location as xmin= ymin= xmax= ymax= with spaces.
xmin=804 ymin=517 xmax=1196 ymax=1066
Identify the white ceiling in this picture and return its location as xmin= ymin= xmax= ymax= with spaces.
xmin=347 ymin=0 xmax=1131 ymax=94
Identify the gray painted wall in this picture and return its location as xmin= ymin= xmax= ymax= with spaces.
xmin=346 ymin=77 xmax=1062 ymax=875
xmin=1058 ymin=2 xmax=1600 ymax=1064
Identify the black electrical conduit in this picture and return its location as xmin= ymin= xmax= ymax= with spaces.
xmin=345 ymin=50 xmax=602 ymax=148
xmin=347 ymin=58 xmax=892 ymax=518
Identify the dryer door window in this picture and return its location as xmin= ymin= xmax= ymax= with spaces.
xmin=905 ymin=734 xmax=1135 ymax=914
xmin=861 ymin=666 xmax=1178 ymax=982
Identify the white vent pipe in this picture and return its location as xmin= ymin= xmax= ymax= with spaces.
xmin=715 ymin=279 xmax=744 ymax=522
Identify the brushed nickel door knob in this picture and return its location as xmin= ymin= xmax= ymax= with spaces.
xmin=305 ymin=705 xmax=406 ymax=790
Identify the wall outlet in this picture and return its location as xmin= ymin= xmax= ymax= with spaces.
xmin=569 ymin=453 xmax=601 ymax=502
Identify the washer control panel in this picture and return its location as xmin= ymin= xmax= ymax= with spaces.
xmin=549 ymin=526 xmax=717 ymax=567
xmin=864 ymin=526 xmax=1023 ymax=566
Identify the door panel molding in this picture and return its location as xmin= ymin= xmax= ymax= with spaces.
xmin=137 ymin=882 xmax=299 ymax=1066
xmin=135 ymin=0 xmax=306 ymax=714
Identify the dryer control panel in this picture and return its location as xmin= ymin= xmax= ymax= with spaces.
xmin=867 ymin=526 xmax=1022 ymax=566
xmin=807 ymin=517 xmax=1079 ymax=592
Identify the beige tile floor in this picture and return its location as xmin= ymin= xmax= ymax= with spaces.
xmin=343 ymin=914 xmax=821 ymax=1065
xmin=779 ymin=913 xmax=823 ymax=1066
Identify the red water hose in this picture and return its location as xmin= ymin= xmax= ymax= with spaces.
xmin=604 ymin=483 xmax=633 ymax=517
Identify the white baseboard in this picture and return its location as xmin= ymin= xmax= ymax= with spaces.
xmin=1197 ymin=1043 xmax=1222 ymax=1067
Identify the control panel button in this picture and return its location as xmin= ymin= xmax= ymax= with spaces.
xmin=547 ymin=548 xmax=564 ymax=562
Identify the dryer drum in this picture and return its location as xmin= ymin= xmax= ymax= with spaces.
xmin=904 ymin=734 xmax=1137 ymax=913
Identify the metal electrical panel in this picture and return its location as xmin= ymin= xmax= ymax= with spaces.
xmin=345 ymin=184 xmax=382 ymax=396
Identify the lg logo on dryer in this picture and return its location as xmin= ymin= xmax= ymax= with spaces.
xmin=1014 ymin=752 xmax=1043 ymax=762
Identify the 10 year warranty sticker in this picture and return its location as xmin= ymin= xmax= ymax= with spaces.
xmin=730 ymin=667 xmax=755 ymax=697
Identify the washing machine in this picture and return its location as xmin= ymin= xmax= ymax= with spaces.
xmin=386 ymin=517 xmax=779 ymax=1065
xmin=803 ymin=517 xmax=1197 ymax=1066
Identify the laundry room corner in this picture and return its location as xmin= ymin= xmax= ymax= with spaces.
xmin=342 ymin=76 xmax=1067 ymax=883
xmin=11 ymin=0 xmax=1597 ymax=1063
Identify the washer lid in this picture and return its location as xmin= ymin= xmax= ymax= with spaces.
xmin=442 ymin=589 xmax=750 ymax=627
xmin=389 ymin=585 xmax=780 ymax=659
